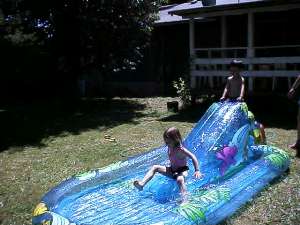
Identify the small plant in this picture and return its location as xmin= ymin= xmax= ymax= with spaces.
xmin=173 ymin=77 xmax=191 ymax=107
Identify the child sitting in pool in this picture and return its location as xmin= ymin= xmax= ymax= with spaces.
xmin=134 ymin=127 xmax=203 ymax=197
xmin=220 ymin=59 xmax=245 ymax=102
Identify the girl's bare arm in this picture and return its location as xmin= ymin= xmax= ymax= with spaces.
xmin=288 ymin=75 xmax=300 ymax=99
xmin=181 ymin=148 xmax=200 ymax=172
xmin=291 ymin=75 xmax=300 ymax=90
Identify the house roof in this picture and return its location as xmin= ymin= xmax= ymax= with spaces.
xmin=155 ymin=0 xmax=262 ymax=25
xmin=156 ymin=0 xmax=300 ymax=25
xmin=169 ymin=0 xmax=300 ymax=18
xmin=155 ymin=2 xmax=207 ymax=25
xmin=155 ymin=4 xmax=188 ymax=25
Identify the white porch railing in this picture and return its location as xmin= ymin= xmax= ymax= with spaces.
xmin=194 ymin=47 xmax=248 ymax=58
xmin=191 ymin=45 xmax=300 ymax=91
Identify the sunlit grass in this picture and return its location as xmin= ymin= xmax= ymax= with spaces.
xmin=0 ymin=97 xmax=299 ymax=225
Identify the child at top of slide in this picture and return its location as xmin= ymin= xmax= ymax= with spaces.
xmin=134 ymin=127 xmax=203 ymax=198
xmin=220 ymin=59 xmax=245 ymax=102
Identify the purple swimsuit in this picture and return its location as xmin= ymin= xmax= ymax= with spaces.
xmin=168 ymin=145 xmax=187 ymax=171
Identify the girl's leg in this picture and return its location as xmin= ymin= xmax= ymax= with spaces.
xmin=292 ymin=110 xmax=300 ymax=158
xmin=289 ymin=107 xmax=300 ymax=151
xmin=297 ymin=110 xmax=300 ymax=156
xmin=297 ymin=107 xmax=300 ymax=140
xmin=134 ymin=165 xmax=172 ymax=190
xmin=176 ymin=175 xmax=187 ymax=196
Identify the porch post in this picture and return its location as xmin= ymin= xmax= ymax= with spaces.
xmin=247 ymin=12 xmax=254 ymax=92
xmin=189 ymin=19 xmax=196 ymax=89
xmin=221 ymin=16 xmax=227 ymax=84
xmin=221 ymin=16 xmax=227 ymax=53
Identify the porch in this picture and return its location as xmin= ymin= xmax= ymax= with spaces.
xmin=170 ymin=0 xmax=300 ymax=92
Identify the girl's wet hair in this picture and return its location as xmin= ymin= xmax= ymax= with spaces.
xmin=163 ymin=127 xmax=182 ymax=147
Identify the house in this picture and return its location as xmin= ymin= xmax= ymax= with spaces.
xmin=163 ymin=0 xmax=300 ymax=93
xmin=95 ymin=0 xmax=300 ymax=96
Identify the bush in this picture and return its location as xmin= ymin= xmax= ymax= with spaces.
xmin=173 ymin=77 xmax=191 ymax=108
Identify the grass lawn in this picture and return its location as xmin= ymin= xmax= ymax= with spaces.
xmin=0 ymin=97 xmax=299 ymax=225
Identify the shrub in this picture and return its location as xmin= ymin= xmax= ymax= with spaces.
xmin=173 ymin=77 xmax=191 ymax=107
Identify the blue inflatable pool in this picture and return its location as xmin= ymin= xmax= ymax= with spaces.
xmin=32 ymin=102 xmax=290 ymax=225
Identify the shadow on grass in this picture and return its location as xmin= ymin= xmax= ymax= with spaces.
xmin=160 ymin=94 xmax=297 ymax=130
xmin=0 ymin=98 xmax=146 ymax=152
xmin=247 ymin=95 xmax=297 ymax=129
xmin=160 ymin=98 xmax=217 ymax=124
xmin=1 ymin=94 xmax=296 ymax=152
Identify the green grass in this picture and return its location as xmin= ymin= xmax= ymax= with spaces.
xmin=0 ymin=97 xmax=299 ymax=225
xmin=223 ymin=128 xmax=300 ymax=225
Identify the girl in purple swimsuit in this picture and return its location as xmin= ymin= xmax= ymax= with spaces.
xmin=134 ymin=127 xmax=203 ymax=197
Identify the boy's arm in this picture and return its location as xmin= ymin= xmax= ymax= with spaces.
xmin=220 ymin=79 xmax=229 ymax=100
xmin=181 ymin=148 xmax=203 ymax=178
xmin=238 ymin=77 xmax=245 ymax=100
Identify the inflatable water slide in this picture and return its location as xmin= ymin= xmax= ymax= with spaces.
xmin=32 ymin=101 xmax=290 ymax=225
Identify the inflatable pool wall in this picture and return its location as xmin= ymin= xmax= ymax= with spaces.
xmin=32 ymin=101 xmax=290 ymax=225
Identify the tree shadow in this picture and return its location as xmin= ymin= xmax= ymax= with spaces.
xmin=159 ymin=98 xmax=217 ymax=124
xmin=0 ymin=98 xmax=146 ymax=152
xmin=247 ymin=94 xmax=297 ymax=129
xmin=160 ymin=94 xmax=297 ymax=130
